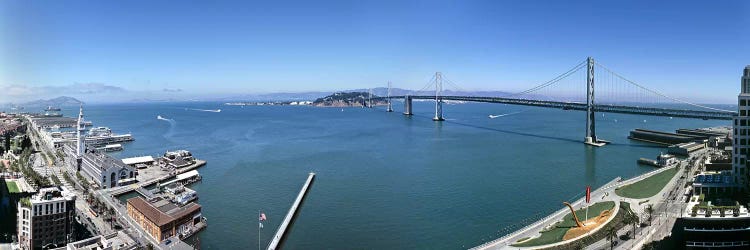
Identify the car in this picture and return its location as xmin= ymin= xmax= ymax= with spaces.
xmin=165 ymin=239 xmax=172 ymax=245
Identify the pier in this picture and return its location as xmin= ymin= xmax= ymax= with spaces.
xmin=109 ymin=160 xmax=206 ymax=196
xmin=267 ymin=172 xmax=315 ymax=250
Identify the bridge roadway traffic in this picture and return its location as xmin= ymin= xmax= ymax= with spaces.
xmin=378 ymin=95 xmax=735 ymax=120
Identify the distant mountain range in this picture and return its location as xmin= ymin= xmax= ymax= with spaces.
xmin=2 ymin=96 xmax=83 ymax=109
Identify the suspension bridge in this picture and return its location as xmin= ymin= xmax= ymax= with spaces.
xmin=369 ymin=57 xmax=735 ymax=146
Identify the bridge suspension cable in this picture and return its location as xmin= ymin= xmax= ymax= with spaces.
xmin=505 ymin=59 xmax=588 ymax=97
xmin=594 ymin=62 xmax=734 ymax=113
xmin=413 ymin=74 xmax=438 ymax=94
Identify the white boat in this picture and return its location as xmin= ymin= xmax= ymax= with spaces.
xmin=96 ymin=144 xmax=124 ymax=152
xmin=85 ymin=127 xmax=134 ymax=146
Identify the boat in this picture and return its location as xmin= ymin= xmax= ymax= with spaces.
xmin=85 ymin=127 xmax=134 ymax=146
xmin=173 ymin=189 xmax=198 ymax=205
xmin=488 ymin=115 xmax=501 ymax=119
xmin=45 ymin=106 xmax=61 ymax=111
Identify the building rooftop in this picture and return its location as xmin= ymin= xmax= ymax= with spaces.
xmin=121 ymin=156 xmax=155 ymax=165
xmin=66 ymin=231 xmax=137 ymax=250
xmin=31 ymin=186 xmax=76 ymax=203
xmin=127 ymin=197 xmax=201 ymax=227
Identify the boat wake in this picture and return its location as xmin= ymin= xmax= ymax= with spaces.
xmin=157 ymin=115 xmax=174 ymax=122
xmin=488 ymin=111 xmax=524 ymax=119
xmin=189 ymin=108 xmax=222 ymax=113
xmin=157 ymin=115 xmax=176 ymax=138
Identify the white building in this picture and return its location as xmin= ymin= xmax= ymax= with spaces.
xmin=17 ymin=186 xmax=77 ymax=250
xmin=733 ymin=65 xmax=750 ymax=191
xmin=65 ymin=231 xmax=137 ymax=250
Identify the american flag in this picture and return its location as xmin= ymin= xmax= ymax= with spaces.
xmin=259 ymin=212 xmax=267 ymax=229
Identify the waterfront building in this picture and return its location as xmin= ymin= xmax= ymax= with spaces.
xmin=64 ymin=144 xmax=136 ymax=189
xmin=657 ymin=153 xmax=678 ymax=167
xmin=680 ymin=198 xmax=750 ymax=249
xmin=160 ymin=150 xmax=196 ymax=169
xmin=126 ymin=197 xmax=204 ymax=242
xmin=628 ymin=128 xmax=703 ymax=145
xmin=16 ymin=186 xmax=76 ymax=250
xmin=667 ymin=141 xmax=707 ymax=156
xmin=121 ymin=155 xmax=155 ymax=169
xmin=733 ymin=65 xmax=750 ymax=190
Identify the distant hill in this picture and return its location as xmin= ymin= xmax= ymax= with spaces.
xmin=219 ymin=88 xmax=520 ymax=103
xmin=22 ymin=96 xmax=83 ymax=107
xmin=350 ymin=87 xmax=515 ymax=98
xmin=312 ymin=92 xmax=387 ymax=107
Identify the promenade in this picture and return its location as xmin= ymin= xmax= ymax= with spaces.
xmin=472 ymin=162 xmax=685 ymax=250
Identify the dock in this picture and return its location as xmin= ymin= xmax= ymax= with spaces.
xmin=637 ymin=158 xmax=661 ymax=167
xmin=109 ymin=160 xmax=206 ymax=196
xmin=267 ymin=172 xmax=315 ymax=250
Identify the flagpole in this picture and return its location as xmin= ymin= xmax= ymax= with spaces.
xmin=584 ymin=186 xmax=590 ymax=226
xmin=258 ymin=210 xmax=261 ymax=250
xmin=585 ymin=204 xmax=588 ymax=226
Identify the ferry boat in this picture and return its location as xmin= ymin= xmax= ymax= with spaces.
xmin=174 ymin=189 xmax=198 ymax=205
xmin=85 ymin=127 xmax=134 ymax=146
xmin=45 ymin=106 xmax=61 ymax=111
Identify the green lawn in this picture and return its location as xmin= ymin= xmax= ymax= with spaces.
xmin=5 ymin=181 xmax=20 ymax=193
xmin=512 ymin=201 xmax=616 ymax=247
xmin=616 ymin=167 xmax=678 ymax=199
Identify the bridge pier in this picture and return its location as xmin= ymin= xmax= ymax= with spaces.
xmin=403 ymin=95 xmax=413 ymax=115
xmin=584 ymin=57 xmax=607 ymax=147
xmin=432 ymin=99 xmax=444 ymax=121
xmin=432 ymin=72 xmax=445 ymax=121
xmin=386 ymin=82 xmax=394 ymax=112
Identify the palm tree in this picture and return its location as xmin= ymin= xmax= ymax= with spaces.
xmin=646 ymin=204 xmax=654 ymax=226
xmin=630 ymin=212 xmax=640 ymax=238
xmin=607 ymin=226 xmax=617 ymax=250
xmin=622 ymin=213 xmax=634 ymax=239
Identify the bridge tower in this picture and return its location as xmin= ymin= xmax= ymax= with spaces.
xmin=367 ymin=88 xmax=373 ymax=108
xmin=403 ymin=95 xmax=413 ymax=115
xmin=433 ymin=72 xmax=445 ymax=121
xmin=386 ymin=81 xmax=393 ymax=112
xmin=584 ymin=57 xmax=606 ymax=146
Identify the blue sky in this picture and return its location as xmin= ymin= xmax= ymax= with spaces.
xmin=1 ymin=1 xmax=748 ymax=103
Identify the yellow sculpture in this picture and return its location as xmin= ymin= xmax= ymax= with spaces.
xmin=563 ymin=202 xmax=584 ymax=228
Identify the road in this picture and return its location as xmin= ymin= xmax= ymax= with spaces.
xmin=585 ymin=149 xmax=708 ymax=250
xmin=22 ymin=120 xmax=161 ymax=249
xmin=474 ymin=149 xmax=704 ymax=250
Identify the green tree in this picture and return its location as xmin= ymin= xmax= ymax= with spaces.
xmin=4 ymin=134 xmax=10 ymax=152
xmin=20 ymin=136 xmax=32 ymax=151
xmin=607 ymin=226 xmax=617 ymax=250
xmin=646 ymin=205 xmax=654 ymax=226
xmin=623 ymin=210 xmax=639 ymax=239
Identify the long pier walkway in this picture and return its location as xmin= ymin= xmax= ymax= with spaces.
xmin=267 ymin=172 xmax=316 ymax=250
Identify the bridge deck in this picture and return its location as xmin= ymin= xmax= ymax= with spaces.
xmin=378 ymin=95 xmax=735 ymax=120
